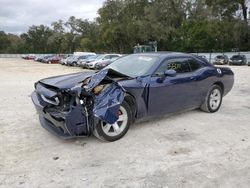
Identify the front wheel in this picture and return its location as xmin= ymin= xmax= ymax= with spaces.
xmin=93 ymin=101 xmax=132 ymax=142
xmin=200 ymin=85 xmax=223 ymax=113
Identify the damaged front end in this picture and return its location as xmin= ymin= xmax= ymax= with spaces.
xmin=31 ymin=69 xmax=125 ymax=139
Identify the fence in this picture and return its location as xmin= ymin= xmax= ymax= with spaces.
xmin=0 ymin=54 xmax=26 ymax=58
xmin=0 ymin=52 xmax=250 ymax=62
xmin=193 ymin=51 xmax=250 ymax=63
xmin=0 ymin=54 xmax=57 ymax=58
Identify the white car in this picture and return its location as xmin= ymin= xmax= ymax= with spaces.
xmin=86 ymin=54 xmax=122 ymax=69
xmin=77 ymin=55 xmax=97 ymax=66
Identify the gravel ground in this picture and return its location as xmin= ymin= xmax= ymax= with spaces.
xmin=0 ymin=58 xmax=250 ymax=188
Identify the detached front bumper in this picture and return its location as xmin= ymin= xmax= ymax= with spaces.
xmin=31 ymin=91 xmax=90 ymax=139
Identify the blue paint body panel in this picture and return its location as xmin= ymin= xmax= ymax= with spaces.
xmin=31 ymin=52 xmax=234 ymax=138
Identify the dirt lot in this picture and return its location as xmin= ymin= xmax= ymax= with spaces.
xmin=0 ymin=58 xmax=250 ymax=188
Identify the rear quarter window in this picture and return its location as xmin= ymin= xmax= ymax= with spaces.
xmin=188 ymin=59 xmax=201 ymax=71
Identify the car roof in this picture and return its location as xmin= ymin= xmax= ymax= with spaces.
xmin=133 ymin=51 xmax=197 ymax=58
xmin=133 ymin=52 xmax=211 ymax=66
xmin=103 ymin=53 xmax=122 ymax=56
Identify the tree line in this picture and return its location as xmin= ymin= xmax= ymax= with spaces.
xmin=0 ymin=0 xmax=249 ymax=54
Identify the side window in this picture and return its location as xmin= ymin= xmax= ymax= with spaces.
xmin=154 ymin=58 xmax=191 ymax=76
xmin=103 ymin=55 xmax=110 ymax=60
xmin=188 ymin=59 xmax=201 ymax=71
xmin=110 ymin=55 xmax=118 ymax=58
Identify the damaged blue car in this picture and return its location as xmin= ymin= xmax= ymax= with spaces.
xmin=31 ymin=52 xmax=234 ymax=141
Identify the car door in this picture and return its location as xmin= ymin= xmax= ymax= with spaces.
xmin=147 ymin=57 xmax=200 ymax=116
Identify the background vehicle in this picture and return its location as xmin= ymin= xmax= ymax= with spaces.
xmin=22 ymin=54 xmax=36 ymax=60
xmin=32 ymin=52 xmax=234 ymax=142
xmin=60 ymin=55 xmax=73 ymax=65
xmin=34 ymin=55 xmax=44 ymax=61
xmin=133 ymin=41 xmax=157 ymax=53
xmin=41 ymin=55 xmax=54 ymax=63
xmin=95 ymin=57 xmax=120 ymax=70
xmin=43 ymin=56 xmax=62 ymax=64
xmin=213 ymin=55 xmax=229 ymax=65
xmin=86 ymin=54 xmax=122 ymax=69
xmin=73 ymin=52 xmax=95 ymax=56
xmin=198 ymin=55 xmax=208 ymax=61
xmin=76 ymin=55 xmax=96 ymax=66
xmin=66 ymin=55 xmax=79 ymax=66
xmin=67 ymin=53 xmax=96 ymax=66
xmin=229 ymin=55 xmax=247 ymax=65
xmin=78 ymin=55 xmax=99 ymax=68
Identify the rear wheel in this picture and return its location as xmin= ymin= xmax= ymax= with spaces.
xmin=93 ymin=101 xmax=132 ymax=142
xmin=200 ymin=85 xmax=222 ymax=113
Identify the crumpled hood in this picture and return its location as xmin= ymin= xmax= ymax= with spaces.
xmin=38 ymin=69 xmax=132 ymax=90
xmin=39 ymin=71 xmax=95 ymax=89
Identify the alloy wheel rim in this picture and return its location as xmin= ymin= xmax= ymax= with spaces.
xmin=209 ymin=88 xmax=221 ymax=110
xmin=101 ymin=106 xmax=128 ymax=137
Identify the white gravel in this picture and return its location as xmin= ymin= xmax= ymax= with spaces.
xmin=0 ymin=58 xmax=250 ymax=188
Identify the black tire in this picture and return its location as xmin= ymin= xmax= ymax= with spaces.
xmin=93 ymin=101 xmax=132 ymax=142
xmin=200 ymin=85 xmax=223 ymax=113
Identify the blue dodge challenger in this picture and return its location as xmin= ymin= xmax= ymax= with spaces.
xmin=31 ymin=52 xmax=234 ymax=141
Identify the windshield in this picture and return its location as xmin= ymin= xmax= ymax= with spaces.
xmin=95 ymin=55 xmax=105 ymax=60
xmin=231 ymin=55 xmax=243 ymax=60
xmin=105 ymin=54 xmax=159 ymax=77
xmin=216 ymin=55 xmax=224 ymax=59
xmin=87 ymin=55 xmax=99 ymax=60
xmin=78 ymin=55 xmax=92 ymax=60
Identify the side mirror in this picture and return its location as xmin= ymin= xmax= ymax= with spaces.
xmin=157 ymin=69 xmax=176 ymax=83
xmin=164 ymin=69 xmax=177 ymax=77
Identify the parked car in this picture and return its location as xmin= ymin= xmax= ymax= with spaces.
xmin=229 ymin=55 xmax=247 ymax=65
xmin=198 ymin=55 xmax=208 ymax=61
xmin=22 ymin=54 xmax=36 ymax=60
xmin=41 ymin=55 xmax=54 ymax=63
xmin=95 ymin=57 xmax=120 ymax=70
xmin=43 ymin=56 xmax=63 ymax=64
xmin=86 ymin=54 xmax=122 ymax=69
xmin=31 ymin=52 xmax=234 ymax=142
xmin=79 ymin=55 xmax=101 ymax=68
xmin=67 ymin=54 xmax=95 ymax=66
xmin=60 ymin=55 xmax=73 ymax=65
xmin=66 ymin=56 xmax=78 ymax=66
xmin=76 ymin=55 xmax=96 ymax=66
xmin=213 ymin=55 xmax=229 ymax=65
xmin=34 ymin=55 xmax=44 ymax=62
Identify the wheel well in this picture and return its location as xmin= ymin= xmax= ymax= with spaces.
xmin=124 ymin=93 xmax=137 ymax=122
xmin=213 ymin=82 xmax=224 ymax=94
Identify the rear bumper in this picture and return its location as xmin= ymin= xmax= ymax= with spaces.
xmin=229 ymin=61 xmax=244 ymax=65
xmin=31 ymin=91 xmax=89 ymax=139
xmin=214 ymin=61 xmax=226 ymax=65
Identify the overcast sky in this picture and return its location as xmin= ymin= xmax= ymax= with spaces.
xmin=0 ymin=0 xmax=105 ymax=34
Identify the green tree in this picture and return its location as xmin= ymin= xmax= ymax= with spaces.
xmin=0 ymin=31 xmax=10 ymax=53
xmin=24 ymin=25 xmax=52 ymax=53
